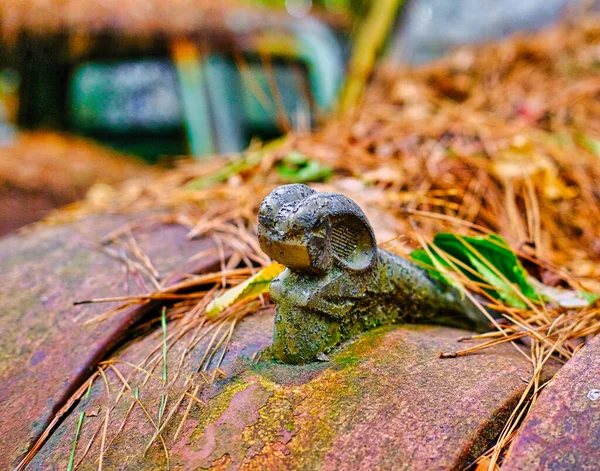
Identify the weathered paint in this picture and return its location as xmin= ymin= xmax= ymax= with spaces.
xmin=30 ymin=314 xmax=554 ymax=471
xmin=0 ymin=212 xmax=561 ymax=471
xmin=0 ymin=215 xmax=218 ymax=470
xmin=503 ymin=333 xmax=600 ymax=471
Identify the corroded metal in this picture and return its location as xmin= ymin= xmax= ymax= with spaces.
xmin=0 ymin=209 xmax=560 ymax=470
xmin=31 ymin=323 xmax=552 ymax=471
xmin=258 ymin=184 xmax=488 ymax=364
xmin=0 ymin=216 xmax=219 ymax=470
xmin=503 ymin=333 xmax=600 ymax=471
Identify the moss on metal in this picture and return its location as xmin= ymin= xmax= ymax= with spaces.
xmin=258 ymin=184 xmax=488 ymax=364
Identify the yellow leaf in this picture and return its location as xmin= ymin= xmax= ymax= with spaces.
xmin=492 ymin=137 xmax=577 ymax=200
xmin=205 ymin=262 xmax=285 ymax=319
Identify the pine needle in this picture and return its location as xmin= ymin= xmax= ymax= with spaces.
xmin=161 ymin=306 xmax=168 ymax=383
xmin=67 ymin=411 xmax=85 ymax=471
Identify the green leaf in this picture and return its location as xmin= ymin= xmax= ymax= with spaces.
xmin=276 ymin=151 xmax=333 ymax=183
xmin=185 ymin=137 xmax=286 ymax=190
xmin=464 ymin=250 xmax=529 ymax=308
xmin=411 ymin=233 xmax=539 ymax=308
xmin=439 ymin=233 xmax=538 ymax=307
xmin=581 ymin=290 xmax=600 ymax=304
xmin=410 ymin=248 xmax=456 ymax=287
xmin=185 ymin=154 xmax=258 ymax=190
xmin=206 ymin=262 xmax=285 ymax=318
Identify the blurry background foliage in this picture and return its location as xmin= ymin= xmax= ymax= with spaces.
xmin=250 ymin=0 xmax=371 ymax=17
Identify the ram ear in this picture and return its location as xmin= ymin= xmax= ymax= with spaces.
xmin=294 ymin=191 xmax=378 ymax=272
xmin=328 ymin=214 xmax=377 ymax=271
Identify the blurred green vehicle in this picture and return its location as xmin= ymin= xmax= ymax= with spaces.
xmin=13 ymin=7 xmax=346 ymax=162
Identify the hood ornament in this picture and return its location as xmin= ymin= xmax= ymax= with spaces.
xmin=258 ymin=184 xmax=488 ymax=364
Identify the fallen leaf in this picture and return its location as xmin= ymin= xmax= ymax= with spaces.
xmin=206 ymin=262 xmax=285 ymax=318
xmin=492 ymin=138 xmax=577 ymax=200
xmin=276 ymin=151 xmax=333 ymax=183
xmin=412 ymin=233 xmax=539 ymax=308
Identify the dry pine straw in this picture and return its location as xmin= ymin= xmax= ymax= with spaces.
xmin=34 ymin=17 xmax=600 ymax=470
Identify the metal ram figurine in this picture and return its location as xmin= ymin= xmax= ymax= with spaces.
xmin=258 ymin=184 xmax=489 ymax=364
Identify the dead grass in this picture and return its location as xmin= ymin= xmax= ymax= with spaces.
xmin=32 ymin=16 xmax=600 ymax=470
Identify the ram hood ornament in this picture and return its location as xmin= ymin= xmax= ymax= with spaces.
xmin=258 ymin=184 xmax=489 ymax=364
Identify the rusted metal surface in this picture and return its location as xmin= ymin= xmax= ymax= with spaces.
xmin=0 ymin=185 xmax=59 ymax=236
xmin=30 ymin=317 xmax=554 ymax=471
xmin=0 ymin=215 xmax=217 ymax=470
xmin=503 ymin=334 xmax=600 ymax=471
xmin=0 ymin=210 xmax=563 ymax=471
